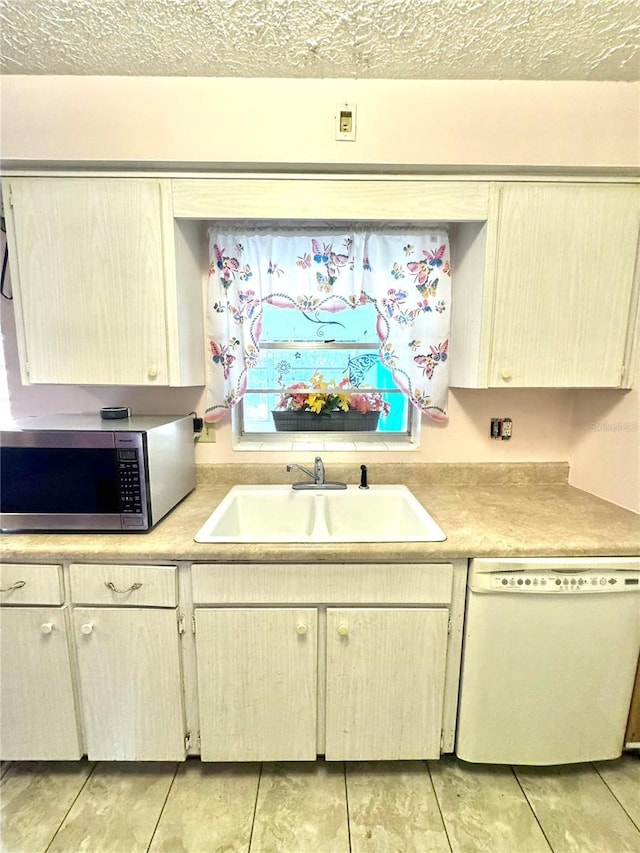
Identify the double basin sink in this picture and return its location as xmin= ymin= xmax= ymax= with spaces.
xmin=195 ymin=484 xmax=446 ymax=543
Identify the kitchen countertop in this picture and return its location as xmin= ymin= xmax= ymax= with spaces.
xmin=1 ymin=463 xmax=638 ymax=562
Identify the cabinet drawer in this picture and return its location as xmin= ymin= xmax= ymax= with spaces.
xmin=192 ymin=563 xmax=453 ymax=605
xmin=0 ymin=564 xmax=63 ymax=605
xmin=70 ymin=564 xmax=177 ymax=607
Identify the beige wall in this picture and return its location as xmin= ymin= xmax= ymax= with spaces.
xmin=569 ymin=386 xmax=640 ymax=513
xmin=204 ymin=387 xmax=575 ymax=465
xmin=1 ymin=77 xmax=638 ymax=167
xmin=1 ymin=76 xmax=638 ymax=509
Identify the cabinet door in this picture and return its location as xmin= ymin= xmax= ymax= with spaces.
xmin=490 ymin=184 xmax=639 ymax=387
xmin=325 ymin=608 xmax=449 ymax=761
xmin=625 ymin=655 xmax=640 ymax=746
xmin=6 ymin=178 xmax=170 ymax=384
xmin=0 ymin=607 xmax=82 ymax=760
xmin=195 ymin=608 xmax=317 ymax=761
xmin=73 ymin=607 xmax=186 ymax=761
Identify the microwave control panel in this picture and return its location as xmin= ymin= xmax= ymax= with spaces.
xmin=117 ymin=448 xmax=144 ymax=519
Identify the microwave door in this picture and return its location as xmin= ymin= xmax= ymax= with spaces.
xmin=0 ymin=431 xmax=148 ymax=531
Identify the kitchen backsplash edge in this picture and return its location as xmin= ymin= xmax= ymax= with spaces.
xmin=195 ymin=461 xmax=570 ymax=488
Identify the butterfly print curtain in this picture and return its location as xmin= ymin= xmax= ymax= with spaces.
xmin=204 ymin=225 xmax=452 ymax=423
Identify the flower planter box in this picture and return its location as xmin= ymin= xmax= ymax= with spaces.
xmin=272 ymin=410 xmax=380 ymax=432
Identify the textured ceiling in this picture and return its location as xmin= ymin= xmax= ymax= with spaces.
xmin=1 ymin=0 xmax=638 ymax=81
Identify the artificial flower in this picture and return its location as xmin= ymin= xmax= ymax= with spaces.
xmin=276 ymin=372 xmax=390 ymax=417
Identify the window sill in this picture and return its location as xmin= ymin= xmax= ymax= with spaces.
xmin=232 ymin=408 xmax=421 ymax=451
xmin=233 ymin=439 xmax=421 ymax=452
xmin=232 ymin=427 xmax=421 ymax=453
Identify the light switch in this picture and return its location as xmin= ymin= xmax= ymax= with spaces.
xmin=335 ymin=103 xmax=356 ymax=141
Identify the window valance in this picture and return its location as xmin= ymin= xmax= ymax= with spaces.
xmin=204 ymin=224 xmax=451 ymax=424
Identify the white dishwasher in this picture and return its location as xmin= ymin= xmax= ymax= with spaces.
xmin=456 ymin=557 xmax=640 ymax=765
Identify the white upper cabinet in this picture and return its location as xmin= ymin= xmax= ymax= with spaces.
xmin=5 ymin=175 xmax=637 ymax=390
xmin=451 ymin=183 xmax=640 ymax=388
xmin=3 ymin=177 xmax=204 ymax=386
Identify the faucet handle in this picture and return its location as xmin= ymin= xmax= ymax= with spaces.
xmin=359 ymin=464 xmax=369 ymax=489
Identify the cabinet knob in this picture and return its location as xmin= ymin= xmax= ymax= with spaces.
xmin=296 ymin=622 xmax=308 ymax=635
xmin=40 ymin=622 xmax=54 ymax=634
xmin=80 ymin=623 xmax=93 ymax=635
xmin=147 ymin=368 xmax=159 ymax=379
xmin=338 ymin=623 xmax=350 ymax=636
xmin=500 ymin=368 xmax=512 ymax=381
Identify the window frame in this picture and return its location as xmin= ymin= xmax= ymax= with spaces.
xmin=232 ymin=333 xmax=421 ymax=451
xmin=204 ymin=195 xmax=468 ymax=449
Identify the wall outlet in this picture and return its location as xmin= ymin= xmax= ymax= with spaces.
xmin=490 ymin=418 xmax=513 ymax=440
xmin=198 ymin=422 xmax=216 ymax=443
xmin=336 ymin=103 xmax=356 ymax=141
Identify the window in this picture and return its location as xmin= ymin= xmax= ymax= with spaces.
xmin=238 ymin=301 xmax=414 ymax=441
xmin=206 ymin=224 xmax=451 ymax=450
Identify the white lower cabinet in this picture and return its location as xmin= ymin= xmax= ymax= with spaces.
xmin=195 ymin=607 xmax=318 ymax=761
xmin=0 ymin=562 xmax=81 ymax=760
xmin=325 ymin=607 xmax=449 ymax=760
xmin=191 ymin=562 xmax=464 ymax=763
xmin=0 ymin=606 xmax=82 ymax=760
xmin=73 ymin=607 xmax=186 ymax=761
xmin=0 ymin=560 xmax=465 ymax=763
xmin=69 ymin=562 xmax=186 ymax=761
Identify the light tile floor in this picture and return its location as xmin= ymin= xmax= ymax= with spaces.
xmin=1 ymin=754 xmax=638 ymax=852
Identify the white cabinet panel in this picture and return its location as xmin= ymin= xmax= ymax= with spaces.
xmin=70 ymin=563 xmax=177 ymax=607
xmin=196 ymin=608 xmax=318 ymax=761
xmin=489 ymin=184 xmax=639 ymax=387
xmin=0 ymin=563 xmax=63 ymax=605
xmin=325 ymin=608 xmax=449 ymax=761
xmin=172 ymin=178 xmax=490 ymax=221
xmin=450 ymin=183 xmax=640 ymax=389
xmin=73 ymin=607 xmax=186 ymax=761
xmin=192 ymin=562 xmax=453 ymax=605
xmin=3 ymin=177 xmax=204 ymax=386
xmin=0 ymin=606 xmax=82 ymax=760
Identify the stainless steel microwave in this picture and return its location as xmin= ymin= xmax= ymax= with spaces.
xmin=0 ymin=414 xmax=196 ymax=532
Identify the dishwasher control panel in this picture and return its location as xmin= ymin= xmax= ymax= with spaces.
xmin=486 ymin=571 xmax=640 ymax=592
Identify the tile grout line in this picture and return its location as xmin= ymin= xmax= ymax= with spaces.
xmin=247 ymin=761 xmax=263 ymax=852
xmin=592 ymin=760 xmax=640 ymax=834
xmin=425 ymin=759 xmax=453 ymax=853
xmin=44 ymin=760 xmax=98 ymax=853
xmin=510 ymin=766 xmax=554 ymax=853
xmin=343 ymin=762 xmax=352 ymax=853
xmin=145 ymin=761 xmax=181 ymax=852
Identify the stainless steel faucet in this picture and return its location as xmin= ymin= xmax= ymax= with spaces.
xmin=286 ymin=456 xmax=324 ymax=484
xmin=286 ymin=456 xmax=346 ymax=490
